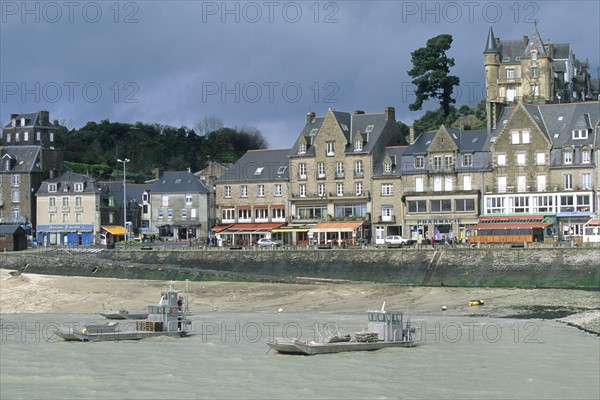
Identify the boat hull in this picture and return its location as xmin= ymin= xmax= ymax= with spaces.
xmin=54 ymin=327 xmax=191 ymax=342
xmin=267 ymin=338 xmax=418 ymax=355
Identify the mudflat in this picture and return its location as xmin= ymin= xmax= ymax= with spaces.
xmin=1 ymin=269 xmax=598 ymax=333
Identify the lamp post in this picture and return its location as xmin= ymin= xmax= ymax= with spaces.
xmin=117 ymin=158 xmax=130 ymax=241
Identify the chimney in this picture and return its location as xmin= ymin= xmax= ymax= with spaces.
xmin=495 ymin=37 xmax=500 ymax=47
xmin=353 ymin=110 xmax=365 ymax=115
xmin=38 ymin=110 xmax=50 ymax=125
xmin=523 ymin=35 xmax=529 ymax=47
xmin=306 ymin=112 xmax=316 ymax=123
xmin=409 ymin=125 xmax=423 ymax=144
xmin=10 ymin=113 xmax=18 ymax=120
xmin=545 ymin=41 xmax=554 ymax=59
xmin=384 ymin=106 xmax=395 ymax=121
xmin=154 ymin=168 xmax=160 ymax=180
xmin=460 ymin=123 xmax=471 ymax=131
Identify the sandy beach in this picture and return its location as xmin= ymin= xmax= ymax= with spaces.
xmin=1 ymin=269 xmax=598 ymax=333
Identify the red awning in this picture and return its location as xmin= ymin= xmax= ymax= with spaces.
xmin=468 ymin=223 xmax=551 ymax=229
xmin=212 ymin=224 xmax=233 ymax=233
xmin=217 ymin=223 xmax=286 ymax=234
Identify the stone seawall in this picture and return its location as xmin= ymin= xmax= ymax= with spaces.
xmin=2 ymin=247 xmax=599 ymax=288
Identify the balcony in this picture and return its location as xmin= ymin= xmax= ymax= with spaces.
xmin=61 ymin=206 xmax=70 ymax=212
xmin=335 ymin=172 xmax=344 ymax=179
xmin=428 ymin=166 xmax=456 ymax=174
xmin=378 ymin=215 xmax=396 ymax=223
xmin=404 ymin=185 xmax=479 ymax=195
xmin=48 ymin=206 xmax=57 ymax=212
xmin=498 ymin=78 xmax=522 ymax=85
xmin=354 ymin=171 xmax=364 ymax=178
xmin=74 ymin=206 xmax=83 ymax=212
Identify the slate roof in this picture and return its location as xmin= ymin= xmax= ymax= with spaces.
xmin=0 ymin=224 xmax=26 ymax=235
xmin=151 ymin=171 xmax=208 ymax=194
xmin=0 ymin=146 xmax=43 ymax=173
xmin=100 ymin=182 xmax=148 ymax=206
xmin=372 ymin=146 xmax=408 ymax=176
xmin=36 ymin=171 xmax=98 ymax=195
xmin=217 ymin=148 xmax=291 ymax=183
xmin=2 ymin=112 xmax=55 ymax=129
xmin=487 ymin=25 xmax=550 ymax=63
xmin=487 ymin=102 xmax=600 ymax=149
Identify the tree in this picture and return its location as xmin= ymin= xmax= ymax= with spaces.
xmin=407 ymin=34 xmax=460 ymax=117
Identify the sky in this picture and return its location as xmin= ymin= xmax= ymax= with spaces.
xmin=1 ymin=0 xmax=599 ymax=149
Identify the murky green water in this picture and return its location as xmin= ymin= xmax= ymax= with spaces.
xmin=1 ymin=312 xmax=598 ymax=399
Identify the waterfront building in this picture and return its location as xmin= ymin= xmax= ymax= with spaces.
xmin=288 ymin=107 xmax=406 ymax=245
xmin=143 ymin=170 xmax=209 ymax=242
xmin=0 ymin=111 xmax=63 ymax=231
xmin=214 ymin=149 xmax=290 ymax=246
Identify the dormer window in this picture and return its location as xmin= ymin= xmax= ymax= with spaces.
xmin=21 ymin=118 xmax=25 ymax=126
xmin=6 ymin=134 xmax=10 ymax=142
xmin=383 ymin=163 xmax=392 ymax=174
xmin=354 ymin=139 xmax=363 ymax=151
xmin=365 ymin=125 xmax=374 ymax=133
xmin=582 ymin=148 xmax=591 ymax=164
xmin=572 ymin=129 xmax=589 ymax=140
xmin=531 ymin=50 xmax=537 ymax=60
xmin=326 ymin=142 xmax=334 ymax=156
xmin=74 ymin=183 xmax=84 ymax=192
xmin=254 ymin=167 xmax=264 ymax=176
xmin=11 ymin=119 xmax=16 ymax=127
xmin=143 ymin=192 xmax=149 ymax=202
xmin=298 ymin=143 xmax=306 ymax=154
xmin=48 ymin=183 xmax=57 ymax=193
xmin=563 ymin=148 xmax=573 ymax=164
xmin=414 ymin=156 xmax=424 ymax=169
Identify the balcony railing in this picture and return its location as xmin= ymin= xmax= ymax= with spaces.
xmin=485 ymin=185 xmax=593 ymax=194
xmin=291 ymin=191 xmax=371 ymax=200
xmin=404 ymin=185 xmax=479 ymax=194
xmin=61 ymin=206 xmax=70 ymax=212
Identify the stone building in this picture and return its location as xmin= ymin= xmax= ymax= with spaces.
xmin=214 ymin=149 xmax=290 ymax=245
xmin=480 ymin=101 xmax=599 ymax=242
xmin=288 ymin=107 xmax=406 ymax=245
xmin=1 ymin=111 xmax=63 ymax=230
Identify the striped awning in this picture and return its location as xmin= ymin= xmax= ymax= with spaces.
xmin=309 ymin=221 xmax=364 ymax=233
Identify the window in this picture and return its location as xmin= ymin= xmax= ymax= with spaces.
xmin=512 ymin=196 xmax=529 ymax=213
xmin=537 ymin=175 xmax=546 ymax=192
xmin=486 ymin=197 xmax=505 ymax=214
xmin=433 ymin=156 xmax=442 ymax=170
xmin=576 ymin=195 xmax=591 ymax=212
xmin=49 ymin=197 xmax=56 ymax=209
xmin=517 ymin=175 xmax=527 ymax=192
xmin=381 ymin=205 xmax=394 ymax=221
xmin=455 ymin=199 xmax=475 ymax=212
xmin=62 ymin=197 xmax=69 ymax=207
xmin=181 ymin=209 xmax=187 ymax=219
xmin=354 ymin=140 xmax=362 ymax=151
xmin=383 ymin=163 xmax=392 ymax=174
xmin=186 ymin=194 xmax=193 ymax=205
xmin=224 ymin=186 xmax=232 ymax=198
xmin=298 ymin=143 xmax=306 ymax=154
xmin=255 ymin=208 xmax=268 ymax=220
xmin=318 ymin=183 xmax=325 ymax=197
xmin=240 ymin=185 xmax=248 ymax=197
xmin=462 ymin=154 xmax=472 ymax=167
xmin=531 ymin=85 xmax=539 ymax=97
xmin=11 ymin=174 xmax=20 ymax=187
xmin=298 ymin=163 xmax=307 ymax=179
xmin=511 ymin=131 xmax=520 ymax=144
xmin=582 ymin=173 xmax=592 ymax=190
xmin=531 ymin=50 xmax=537 ymax=60
xmin=162 ymin=195 xmax=169 ymax=206
xmin=522 ymin=131 xmax=530 ymax=143
xmin=563 ymin=149 xmax=573 ymax=164
xmin=49 ymin=213 xmax=56 ymax=223
xmin=5 ymin=134 xmax=10 ymax=143
xmin=75 ymin=196 xmax=82 ymax=207
xmin=355 ymin=182 xmax=363 ymax=196
xmin=407 ymin=200 xmax=427 ymax=213
xmin=536 ymin=152 xmax=545 ymax=165
xmin=317 ymin=162 xmax=325 ymax=178
xmin=108 ymin=212 xmax=114 ymax=224
xmin=274 ymin=184 xmax=282 ymax=197
xmin=582 ymin=149 xmax=591 ymax=164
xmin=191 ymin=209 xmax=197 ymax=218
xmin=533 ymin=196 xmax=553 ymax=213
xmin=444 ymin=176 xmax=453 ymax=191
xmin=326 ymin=142 xmax=334 ymax=156
xmin=15 ymin=132 xmax=20 ymax=142
xmin=516 ymin=153 xmax=526 ymax=166
xmin=48 ymin=183 xmax=57 ymax=192
xmin=560 ymin=195 xmax=574 ymax=212
xmin=414 ymin=156 xmax=424 ymax=169
xmin=430 ymin=199 xmax=452 ymax=213
xmin=158 ymin=209 xmax=164 ymax=218
xmin=335 ymin=204 xmax=366 ymax=218
xmin=497 ymin=176 xmax=507 ymax=193
xmin=336 ymin=183 xmax=344 ymax=196
xmin=257 ymin=185 xmax=265 ymax=197
xmin=296 ymin=206 xmax=326 ymax=220
xmin=354 ymin=160 xmax=363 ymax=177
xmin=167 ymin=209 xmax=173 ymax=218
xmin=299 ymin=184 xmax=306 ymax=197
xmin=61 ymin=213 xmax=68 ymax=223
xmin=506 ymin=68 xmax=515 ymax=80
xmin=143 ymin=204 xmax=148 ymax=214
xmin=222 ymin=208 xmax=235 ymax=221
xmin=237 ymin=208 xmax=251 ymax=220
xmin=74 ymin=182 xmax=84 ymax=192
xmin=381 ymin=183 xmax=393 ymax=196
xmin=463 ymin=175 xmax=472 ymax=191
xmin=564 ymin=174 xmax=573 ymax=190
xmin=497 ymin=154 xmax=506 ymax=166
xmin=572 ymin=129 xmax=588 ymax=140
xmin=444 ymin=155 xmax=454 ymax=169
xmin=531 ymin=67 xmax=539 ymax=77
xmin=277 ymin=166 xmax=288 ymax=175
xmin=415 ymin=177 xmax=424 ymax=192
xmin=36 ymin=131 xmax=41 ymax=141
xmin=143 ymin=192 xmax=149 ymax=202
xmin=11 ymin=190 xmax=19 ymax=203
xmin=336 ymin=162 xmax=344 ymax=178
xmin=272 ymin=208 xmax=286 ymax=220
xmin=75 ymin=213 xmax=82 ymax=222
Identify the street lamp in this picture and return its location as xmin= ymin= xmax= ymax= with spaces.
xmin=117 ymin=158 xmax=130 ymax=241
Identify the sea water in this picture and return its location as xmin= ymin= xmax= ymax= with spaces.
xmin=1 ymin=312 xmax=598 ymax=399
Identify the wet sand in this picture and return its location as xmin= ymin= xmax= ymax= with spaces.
xmin=1 ymin=269 xmax=598 ymax=333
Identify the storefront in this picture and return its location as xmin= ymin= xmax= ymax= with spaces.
xmin=100 ymin=225 xmax=125 ymax=245
xmin=36 ymin=224 xmax=95 ymax=246
xmin=406 ymin=218 xmax=477 ymax=244
xmin=308 ymin=221 xmax=365 ymax=246
xmin=556 ymin=212 xmax=595 ymax=243
xmin=467 ymin=216 xmax=553 ymax=244
xmin=214 ymin=223 xmax=286 ymax=246
xmin=271 ymin=224 xmax=312 ymax=246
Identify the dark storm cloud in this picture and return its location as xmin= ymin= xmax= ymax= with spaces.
xmin=1 ymin=1 xmax=598 ymax=148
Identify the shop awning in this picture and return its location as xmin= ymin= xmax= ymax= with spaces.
xmin=212 ymin=224 xmax=233 ymax=233
xmin=309 ymin=221 xmax=364 ymax=233
xmin=585 ymin=219 xmax=600 ymax=227
xmin=172 ymin=220 xmax=201 ymax=227
xmin=272 ymin=224 xmax=312 ymax=233
xmin=468 ymin=216 xmax=551 ymax=230
xmin=102 ymin=225 xmax=125 ymax=235
xmin=217 ymin=223 xmax=286 ymax=235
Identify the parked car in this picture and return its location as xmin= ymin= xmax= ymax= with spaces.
xmin=385 ymin=236 xmax=414 ymax=246
xmin=257 ymin=238 xmax=282 ymax=247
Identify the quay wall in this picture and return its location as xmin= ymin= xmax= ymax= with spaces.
xmin=1 ymin=247 xmax=599 ymax=288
